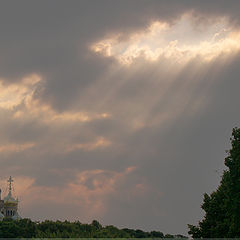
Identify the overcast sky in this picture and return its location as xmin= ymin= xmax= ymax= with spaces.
xmin=0 ymin=0 xmax=240 ymax=235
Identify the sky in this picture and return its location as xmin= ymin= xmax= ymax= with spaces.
xmin=0 ymin=0 xmax=240 ymax=235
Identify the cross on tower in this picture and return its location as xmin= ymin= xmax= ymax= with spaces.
xmin=7 ymin=176 xmax=14 ymax=195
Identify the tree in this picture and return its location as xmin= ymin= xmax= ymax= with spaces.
xmin=150 ymin=230 xmax=164 ymax=238
xmin=188 ymin=127 xmax=240 ymax=238
xmin=91 ymin=219 xmax=102 ymax=230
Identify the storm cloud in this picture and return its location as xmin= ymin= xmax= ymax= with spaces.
xmin=0 ymin=0 xmax=240 ymax=235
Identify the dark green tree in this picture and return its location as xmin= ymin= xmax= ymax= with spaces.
xmin=91 ymin=219 xmax=102 ymax=230
xmin=150 ymin=230 xmax=164 ymax=238
xmin=188 ymin=127 xmax=240 ymax=238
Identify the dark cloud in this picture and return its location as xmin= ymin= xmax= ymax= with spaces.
xmin=0 ymin=0 xmax=240 ymax=235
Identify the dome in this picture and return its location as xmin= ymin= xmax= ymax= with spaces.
xmin=4 ymin=193 xmax=18 ymax=204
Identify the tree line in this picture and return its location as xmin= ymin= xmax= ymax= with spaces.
xmin=0 ymin=218 xmax=187 ymax=238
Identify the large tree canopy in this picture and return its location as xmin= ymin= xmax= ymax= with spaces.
xmin=188 ymin=127 xmax=240 ymax=238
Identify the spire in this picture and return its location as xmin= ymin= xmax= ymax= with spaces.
xmin=7 ymin=176 xmax=14 ymax=197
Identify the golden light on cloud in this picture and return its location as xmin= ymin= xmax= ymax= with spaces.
xmin=18 ymin=98 xmax=110 ymax=124
xmin=4 ymin=74 xmax=111 ymax=125
xmin=15 ymin=98 xmax=111 ymax=124
xmin=0 ymin=143 xmax=35 ymax=153
xmin=66 ymin=137 xmax=111 ymax=152
xmin=91 ymin=14 xmax=240 ymax=65
xmin=49 ymin=111 xmax=111 ymax=122
xmin=0 ymin=74 xmax=41 ymax=110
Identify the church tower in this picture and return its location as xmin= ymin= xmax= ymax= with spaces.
xmin=0 ymin=176 xmax=21 ymax=220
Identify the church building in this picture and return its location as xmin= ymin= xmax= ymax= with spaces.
xmin=0 ymin=176 xmax=21 ymax=220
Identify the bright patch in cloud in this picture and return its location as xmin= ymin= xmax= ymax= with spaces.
xmin=3 ymin=75 xmax=111 ymax=124
xmin=0 ymin=143 xmax=35 ymax=153
xmin=14 ymin=98 xmax=110 ymax=124
xmin=0 ymin=74 xmax=41 ymax=109
xmin=66 ymin=137 xmax=111 ymax=152
xmin=92 ymin=14 xmax=240 ymax=65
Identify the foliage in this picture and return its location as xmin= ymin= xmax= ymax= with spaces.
xmin=188 ymin=127 xmax=240 ymax=238
xmin=0 ymin=218 xmax=185 ymax=238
